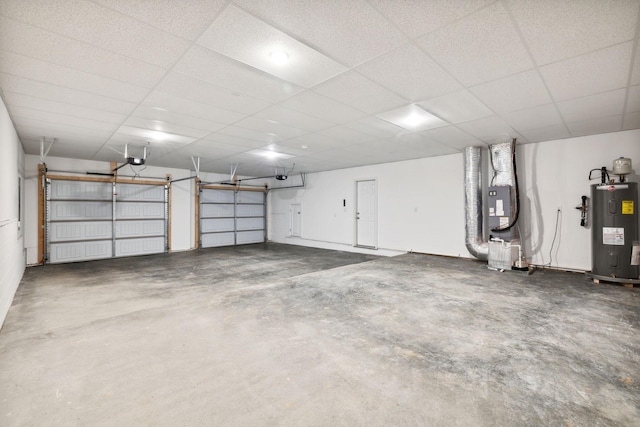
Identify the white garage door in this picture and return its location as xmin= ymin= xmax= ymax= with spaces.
xmin=199 ymin=188 xmax=265 ymax=248
xmin=46 ymin=179 xmax=168 ymax=264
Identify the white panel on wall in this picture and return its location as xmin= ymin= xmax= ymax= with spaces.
xmin=115 ymin=236 xmax=165 ymax=257
xmin=236 ymin=230 xmax=264 ymax=244
xmin=49 ymin=201 xmax=112 ymax=221
xmin=201 ymin=218 xmax=235 ymax=233
xmin=116 ymin=202 xmax=165 ymax=219
xmin=201 ymin=189 xmax=234 ymax=203
xmin=201 ymin=203 xmax=234 ymax=218
xmin=201 ymin=231 xmax=235 ymax=247
xmin=116 ymin=183 xmax=165 ymax=201
xmin=236 ymin=217 xmax=264 ymax=231
xmin=115 ymin=220 xmax=164 ymax=238
xmin=49 ymin=221 xmax=112 ymax=242
xmin=237 ymin=191 xmax=264 ymax=203
xmin=49 ymin=240 xmax=112 ymax=263
xmin=50 ymin=180 xmax=112 ymax=200
xmin=236 ymin=204 xmax=263 ymax=217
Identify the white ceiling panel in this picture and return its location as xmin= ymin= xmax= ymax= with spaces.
xmin=0 ymin=51 xmax=149 ymax=103
xmin=502 ymin=104 xmax=564 ymax=132
xmin=557 ymin=89 xmax=627 ymax=124
xmin=157 ymin=72 xmax=271 ymax=115
xmin=175 ymin=46 xmax=303 ymax=103
xmin=357 ymin=43 xmax=462 ymax=101
xmin=627 ymin=85 xmax=640 ymax=113
xmin=92 ymin=0 xmax=227 ymax=41
xmin=507 ymin=0 xmax=638 ymax=66
xmin=0 ymin=74 xmax=138 ymax=114
xmin=0 ymin=1 xmax=637 ymax=176
xmin=417 ymin=2 xmax=534 ymax=86
xmin=3 ymin=92 xmax=127 ymax=124
xmin=567 ymin=115 xmax=623 ymax=137
xmin=420 ymin=126 xmax=486 ymax=150
xmin=369 ymin=0 xmax=495 ymax=39
xmin=233 ymin=0 xmax=408 ymax=67
xmin=313 ymin=71 xmax=406 ymax=115
xmin=130 ymin=105 xmax=228 ymax=134
xmin=232 ymin=116 xmax=309 ymax=140
xmin=254 ymin=105 xmax=335 ymax=132
xmin=279 ymin=91 xmax=367 ymax=124
xmin=456 ymin=116 xmax=519 ymax=143
xmin=197 ymin=4 xmax=346 ymax=88
xmin=470 ymin=70 xmax=552 ymax=114
xmin=518 ymin=125 xmax=571 ymax=144
xmin=540 ymin=43 xmax=633 ymax=101
xmin=417 ymin=90 xmax=493 ymax=124
xmin=0 ymin=17 xmax=166 ymax=88
xmin=0 ymin=0 xmax=190 ymax=68
xmin=141 ymin=92 xmax=246 ymax=125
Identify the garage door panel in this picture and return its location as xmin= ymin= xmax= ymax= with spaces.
xmin=236 ymin=230 xmax=264 ymax=244
xmin=50 ymin=181 xmax=112 ymax=200
xmin=116 ymin=220 xmax=164 ymax=238
xmin=201 ymin=232 xmax=235 ymax=248
xmin=201 ymin=204 xmax=234 ymax=218
xmin=49 ymin=221 xmax=112 ymax=242
xmin=115 ymin=237 xmax=165 ymax=257
xmin=116 ymin=184 xmax=165 ymax=201
xmin=116 ymin=202 xmax=165 ymax=219
xmin=236 ymin=204 xmax=263 ymax=217
xmin=201 ymin=190 xmax=234 ymax=203
xmin=201 ymin=218 xmax=235 ymax=233
xmin=50 ymin=201 xmax=112 ymax=221
xmin=237 ymin=191 xmax=264 ymax=204
xmin=236 ymin=217 xmax=264 ymax=231
xmin=49 ymin=241 xmax=112 ymax=263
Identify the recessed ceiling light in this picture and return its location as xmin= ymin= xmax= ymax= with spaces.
xmin=269 ymin=50 xmax=289 ymax=65
xmin=247 ymin=149 xmax=294 ymax=160
xmin=376 ymin=104 xmax=448 ymax=131
xmin=301 ymin=145 xmax=309 ymax=149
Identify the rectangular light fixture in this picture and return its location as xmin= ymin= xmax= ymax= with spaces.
xmin=376 ymin=104 xmax=448 ymax=131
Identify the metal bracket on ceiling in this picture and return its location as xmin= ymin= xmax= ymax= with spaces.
xmin=39 ymin=137 xmax=57 ymax=163
xmin=191 ymin=156 xmax=200 ymax=178
xmin=230 ymin=163 xmax=239 ymax=183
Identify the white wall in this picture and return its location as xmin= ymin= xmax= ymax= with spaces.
xmin=23 ymin=156 xmax=231 ymax=265
xmin=269 ymin=129 xmax=640 ymax=271
xmin=0 ymin=96 xmax=25 ymax=328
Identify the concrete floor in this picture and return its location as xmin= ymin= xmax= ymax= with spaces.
xmin=1 ymin=243 xmax=639 ymax=426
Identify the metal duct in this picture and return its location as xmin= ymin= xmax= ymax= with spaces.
xmin=464 ymin=146 xmax=488 ymax=260
xmin=490 ymin=142 xmax=515 ymax=187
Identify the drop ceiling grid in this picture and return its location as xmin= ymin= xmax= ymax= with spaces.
xmin=0 ymin=0 xmax=637 ymax=176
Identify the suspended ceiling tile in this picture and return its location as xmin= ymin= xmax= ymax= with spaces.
xmin=197 ymin=4 xmax=346 ymax=88
xmin=632 ymin=47 xmax=640 ymax=85
xmin=313 ymin=71 xmax=407 ymax=115
xmin=3 ymin=91 xmax=128 ymax=124
xmin=11 ymin=106 xmax=119 ymax=132
xmin=567 ymin=115 xmax=623 ymax=137
xmin=141 ymin=92 xmax=245 ymax=125
xmin=318 ymin=126 xmax=376 ymax=145
xmin=0 ymin=51 xmax=149 ymax=103
xmin=0 ymin=17 xmax=166 ymax=88
xmin=506 ymin=0 xmax=638 ymax=66
xmin=215 ymin=126 xmax=282 ymax=145
xmin=0 ymin=0 xmax=190 ymax=68
xmin=417 ymin=2 xmax=534 ymax=86
xmin=179 ymin=140 xmax=251 ymax=159
xmin=417 ymin=90 xmax=493 ymax=124
xmin=557 ymin=89 xmax=627 ymax=123
xmin=114 ymin=126 xmax=197 ymax=145
xmin=233 ymin=0 xmax=407 ymax=67
xmin=469 ymin=70 xmax=552 ymax=114
xmin=157 ymin=72 xmax=271 ymax=115
xmin=343 ymin=116 xmax=406 ymax=138
xmin=623 ymin=112 xmax=640 ymax=130
xmin=254 ymin=105 xmax=335 ymax=133
xmin=277 ymin=133 xmax=345 ymax=151
xmin=232 ymin=116 xmax=309 ymax=140
xmin=518 ymin=124 xmax=571 ymax=143
xmin=502 ymin=104 xmax=564 ymax=132
xmin=456 ymin=116 xmax=518 ymax=143
xmin=357 ymin=43 xmax=462 ymax=101
xmin=174 ymin=46 xmax=303 ymax=103
xmin=92 ymin=0 xmax=227 ymax=40
xmin=121 ymin=117 xmax=213 ymax=139
xmin=0 ymin=74 xmax=138 ymax=114
xmin=627 ymin=85 xmax=640 ymax=113
xmin=279 ymin=91 xmax=367 ymax=124
xmin=540 ymin=42 xmax=632 ymax=102
xmin=369 ymin=0 xmax=494 ymax=39
xmin=420 ymin=126 xmax=485 ymax=150
xmin=16 ymin=121 xmax=113 ymax=142
xmin=130 ymin=105 xmax=228 ymax=134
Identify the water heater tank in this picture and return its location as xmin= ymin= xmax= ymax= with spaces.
xmin=591 ymin=182 xmax=639 ymax=279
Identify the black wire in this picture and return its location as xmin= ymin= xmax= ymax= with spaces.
xmin=546 ymin=209 xmax=561 ymax=267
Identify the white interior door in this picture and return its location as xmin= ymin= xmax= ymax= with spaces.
xmin=290 ymin=203 xmax=301 ymax=237
xmin=356 ymin=179 xmax=376 ymax=248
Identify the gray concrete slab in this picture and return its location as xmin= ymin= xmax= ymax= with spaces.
xmin=1 ymin=243 xmax=639 ymax=426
